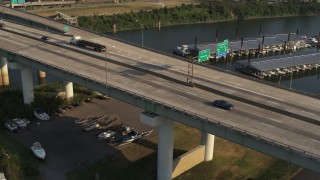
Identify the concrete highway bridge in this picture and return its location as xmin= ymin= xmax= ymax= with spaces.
xmin=1 ymin=6 xmax=320 ymax=179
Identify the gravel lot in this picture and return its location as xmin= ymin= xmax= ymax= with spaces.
xmin=7 ymin=98 xmax=150 ymax=180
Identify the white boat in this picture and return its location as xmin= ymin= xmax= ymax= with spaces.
xmin=3 ymin=119 xmax=18 ymax=132
xmin=268 ymin=71 xmax=276 ymax=75
xmin=12 ymin=118 xmax=27 ymax=128
xmin=83 ymin=123 xmax=99 ymax=131
xmin=139 ymin=129 xmax=153 ymax=137
xmin=74 ymin=118 xmax=88 ymax=124
xmin=275 ymin=68 xmax=285 ymax=75
xmin=98 ymin=130 xmax=116 ymax=140
xmin=119 ymin=130 xmax=140 ymax=145
xmin=173 ymin=45 xmax=190 ymax=57
xmin=31 ymin=142 xmax=46 ymax=160
xmin=21 ymin=118 xmax=30 ymax=124
xmin=34 ymin=108 xmax=50 ymax=121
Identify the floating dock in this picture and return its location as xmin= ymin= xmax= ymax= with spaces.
xmin=174 ymin=33 xmax=316 ymax=60
xmin=236 ymin=53 xmax=320 ymax=78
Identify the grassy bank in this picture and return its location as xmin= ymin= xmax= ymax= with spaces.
xmin=67 ymin=123 xmax=300 ymax=180
xmin=0 ymin=127 xmax=41 ymax=179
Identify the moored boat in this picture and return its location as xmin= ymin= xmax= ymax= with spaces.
xmin=3 ymin=119 xmax=18 ymax=132
xmin=98 ymin=130 xmax=116 ymax=140
xmin=34 ymin=108 xmax=50 ymax=121
xmin=31 ymin=142 xmax=46 ymax=160
xmin=12 ymin=118 xmax=27 ymax=128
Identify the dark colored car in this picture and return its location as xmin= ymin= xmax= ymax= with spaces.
xmin=212 ymin=100 xmax=234 ymax=110
xmin=0 ymin=22 xmax=5 ymax=28
xmin=41 ymin=36 xmax=50 ymax=40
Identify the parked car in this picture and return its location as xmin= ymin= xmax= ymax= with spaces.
xmin=212 ymin=100 xmax=234 ymax=110
xmin=41 ymin=36 xmax=50 ymax=40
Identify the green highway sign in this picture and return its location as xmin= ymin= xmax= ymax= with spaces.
xmin=217 ymin=39 xmax=229 ymax=57
xmin=64 ymin=26 xmax=69 ymax=32
xmin=198 ymin=49 xmax=210 ymax=62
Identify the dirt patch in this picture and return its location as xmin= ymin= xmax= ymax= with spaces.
xmin=29 ymin=0 xmax=196 ymax=17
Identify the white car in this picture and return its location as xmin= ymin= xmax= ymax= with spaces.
xmin=12 ymin=118 xmax=27 ymax=128
xmin=34 ymin=108 xmax=50 ymax=121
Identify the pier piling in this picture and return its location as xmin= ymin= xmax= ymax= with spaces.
xmin=259 ymin=25 xmax=261 ymax=36
xmin=236 ymin=28 xmax=239 ymax=40
xmin=215 ymin=30 xmax=218 ymax=42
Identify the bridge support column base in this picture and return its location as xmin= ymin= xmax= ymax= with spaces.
xmin=140 ymin=112 xmax=173 ymax=180
xmin=0 ymin=57 xmax=9 ymax=86
xmin=21 ymin=67 xmax=34 ymax=104
xmin=201 ymin=131 xmax=215 ymax=161
xmin=38 ymin=70 xmax=46 ymax=85
xmin=65 ymin=81 xmax=73 ymax=101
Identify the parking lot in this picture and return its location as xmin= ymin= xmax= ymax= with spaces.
xmin=7 ymin=98 xmax=151 ymax=180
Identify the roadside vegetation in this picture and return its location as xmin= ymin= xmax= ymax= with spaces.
xmin=29 ymin=0 xmax=195 ymax=17
xmin=76 ymin=1 xmax=320 ymax=32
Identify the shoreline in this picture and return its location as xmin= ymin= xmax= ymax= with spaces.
xmin=106 ymin=13 xmax=320 ymax=33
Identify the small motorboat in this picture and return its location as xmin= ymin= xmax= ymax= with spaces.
xmin=3 ymin=119 xmax=18 ymax=132
xmin=98 ymin=130 xmax=116 ymax=140
xmin=139 ymin=129 xmax=153 ymax=137
xmin=34 ymin=108 xmax=50 ymax=121
xmin=83 ymin=123 xmax=99 ymax=131
xmin=31 ymin=142 xmax=46 ymax=160
xmin=117 ymin=130 xmax=140 ymax=145
xmin=21 ymin=118 xmax=30 ymax=124
xmin=12 ymin=118 xmax=27 ymax=128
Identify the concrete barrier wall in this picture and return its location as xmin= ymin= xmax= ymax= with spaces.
xmin=0 ymin=12 xmax=65 ymax=34
xmin=172 ymin=145 xmax=205 ymax=179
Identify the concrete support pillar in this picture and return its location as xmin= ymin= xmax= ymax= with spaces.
xmin=0 ymin=57 xmax=9 ymax=86
xmin=158 ymin=118 xmax=174 ymax=180
xmin=158 ymin=20 xmax=161 ymax=30
xmin=21 ymin=67 xmax=34 ymax=104
xmin=64 ymin=81 xmax=74 ymax=100
xmin=140 ymin=112 xmax=174 ymax=180
xmin=113 ymin=23 xmax=116 ymax=34
xmin=201 ymin=132 xmax=215 ymax=161
xmin=38 ymin=70 xmax=46 ymax=85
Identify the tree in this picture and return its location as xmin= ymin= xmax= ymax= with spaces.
xmin=0 ymin=149 xmax=23 ymax=180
